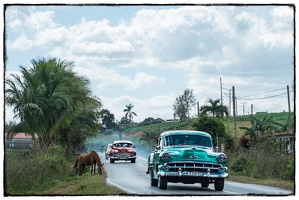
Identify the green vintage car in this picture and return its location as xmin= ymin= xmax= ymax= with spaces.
xmin=146 ymin=130 xmax=228 ymax=191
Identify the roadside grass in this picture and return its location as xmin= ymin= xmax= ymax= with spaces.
xmin=227 ymin=175 xmax=294 ymax=192
xmin=38 ymin=170 xmax=127 ymax=195
xmin=4 ymin=149 xmax=127 ymax=196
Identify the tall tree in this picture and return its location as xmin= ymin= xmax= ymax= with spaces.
xmin=123 ymin=103 xmax=137 ymax=123
xmin=99 ymin=109 xmax=117 ymax=130
xmin=200 ymin=98 xmax=228 ymax=118
xmin=173 ymin=89 xmax=196 ymax=121
xmin=5 ymin=58 xmax=101 ymax=150
xmin=239 ymin=114 xmax=275 ymax=139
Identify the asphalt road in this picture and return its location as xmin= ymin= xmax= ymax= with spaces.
xmin=98 ymin=152 xmax=293 ymax=196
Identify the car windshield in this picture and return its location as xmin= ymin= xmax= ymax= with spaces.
xmin=163 ymin=135 xmax=212 ymax=148
xmin=114 ymin=143 xmax=132 ymax=147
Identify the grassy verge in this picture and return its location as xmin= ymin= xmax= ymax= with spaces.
xmin=4 ymin=149 xmax=127 ymax=196
xmin=227 ymin=175 xmax=294 ymax=192
xmin=37 ymin=170 xmax=127 ymax=195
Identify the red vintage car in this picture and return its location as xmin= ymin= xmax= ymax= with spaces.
xmin=109 ymin=140 xmax=137 ymax=163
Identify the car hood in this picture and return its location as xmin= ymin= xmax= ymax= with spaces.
xmin=165 ymin=146 xmax=215 ymax=162
xmin=113 ymin=147 xmax=134 ymax=152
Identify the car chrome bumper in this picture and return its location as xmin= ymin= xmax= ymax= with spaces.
xmin=157 ymin=171 xmax=228 ymax=178
xmin=110 ymin=155 xmax=136 ymax=160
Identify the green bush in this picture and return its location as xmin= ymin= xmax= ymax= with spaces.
xmin=4 ymin=148 xmax=71 ymax=195
xmin=231 ymin=157 xmax=249 ymax=172
xmin=228 ymin=138 xmax=295 ymax=181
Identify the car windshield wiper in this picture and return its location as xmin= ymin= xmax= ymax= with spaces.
xmin=171 ymin=144 xmax=191 ymax=147
xmin=194 ymin=145 xmax=209 ymax=149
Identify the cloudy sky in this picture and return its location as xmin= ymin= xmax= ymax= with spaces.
xmin=3 ymin=2 xmax=295 ymax=123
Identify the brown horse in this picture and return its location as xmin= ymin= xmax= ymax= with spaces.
xmin=73 ymin=150 xmax=104 ymax=176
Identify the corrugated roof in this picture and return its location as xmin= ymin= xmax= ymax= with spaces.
xmin=4 ymin=132 xmax=38 ymax=139
xmin=274 ymin=129 xmax=295 ymax=137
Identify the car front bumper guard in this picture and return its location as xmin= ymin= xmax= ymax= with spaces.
xmin=110 ymin=155 xmax=136 ymax=160
xmin=157 ymin=171 xmax=228 ymax=178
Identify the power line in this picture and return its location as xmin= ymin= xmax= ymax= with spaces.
xmin=238 ymin=92 xmax=287 ymax=100
xmin=240 ymin=87 xmax=286 ymax=98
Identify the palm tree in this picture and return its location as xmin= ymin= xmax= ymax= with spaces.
xmin=5 ymin=58 xmax=101 ymax=149
xmin=254 ymin=114 xmax=275 ymax=138
xmin=123 ymin=103 xmax=137 ymax=123
xmin=200 ymin=98 xmax=228 ymax=118
xmin=239 ymin=114 xmax=275 ymax=139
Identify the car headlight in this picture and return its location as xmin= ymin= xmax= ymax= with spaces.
xmin=161 ymin=152 xmax=171 ymax=162
xmin=111 ymin=149 xmax=118 ymax=154
xmin=217 ymin=153 xmax=227 ymax=163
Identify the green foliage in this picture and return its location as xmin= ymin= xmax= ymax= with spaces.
xmin=231 ymin=157 xmax=249 ymax=172
xmin=99 ymin=109 xmax=117 ymax=130
xmin=173 ymin=89 xmax=196 ymax=121
xmin=200 ymin=98 xmax=229 ymax=118
xmin=126 ymin=120 xmax=190 ymax=133
xmin=123 ymin=103 xmax=137 ymax=123
xmin=4 ymin=148 xmax=126 ymax=195
xmin=5 ymin=58 xmax=101 ymax=153
xmin=239 ymin=113 xmax=293 ymax=140
xmin=192 ymin=115 xmax=225 ymax=136
xmin=192 ymin=114 xmax=235 ymax=150
xmin=228 ymin=138 xmax=294 ymax=181
xmin=139 ymin=129 xmax=160 ymax=147
xmin=5 ymin=148 xmax=69 ymax=195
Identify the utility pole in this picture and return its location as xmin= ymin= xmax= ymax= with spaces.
xmin=287 ymin=85 xmax=291 ymax=113
xmin=251 ymin=104 xmax=253 ymax=115
xmin=197 ymin=101 xmax=200 ymax=117
xmin=232 ymin=86 xmax=237 ymax=144
xmin=174 ymin=114 xmax=176 ymax=130
xmin=287 ymin=85 xmax=291 ymax=128
xmin=228 ymin=89 xmax=232 ymax=116
xmin=220 ymin=78 xmax=223 ymax=105
xmin=242 ymin=102 xmax=247 ymax=116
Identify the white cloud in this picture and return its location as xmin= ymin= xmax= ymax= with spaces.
xmin=9 ymin=36 xmax=33 ymax=50
xmin=4 ymin=5 xmax=294 ymax=123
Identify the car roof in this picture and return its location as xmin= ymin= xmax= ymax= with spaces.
xmin=113 ymin=140 xmax=133 ymax=144
xmin=159 ymin=130 xmax=212 ymax=138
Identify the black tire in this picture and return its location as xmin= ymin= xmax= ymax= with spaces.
xmin=149 ymin=168 xmax=158 ymax=186
xmin=214 ymin=178 xmax=224 ymax=191
xmin=158 ymin=176 xmax=167 ymax=189
xmin=110 ymin=159 xmax=114 ymax=163
xmin=201 ymin=182 xmax=209 ymax=188
xmin=131 ymin=159 xmax=136 ymax=163
xmin=151 ymin=177 xmax=158 ymax=186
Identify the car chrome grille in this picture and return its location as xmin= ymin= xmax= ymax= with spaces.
xmin=167 ymin=161 xmax=221 ymax=173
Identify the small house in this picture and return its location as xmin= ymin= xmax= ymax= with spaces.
xmin=274 ymin=129 xmax=295 ymax=154
xmin=4 ymin=132 xmax=39 ymax=149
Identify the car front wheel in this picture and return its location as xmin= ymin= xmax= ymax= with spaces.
xmin=214 ymin=178 xmax=224 ymax=191
xmin=150 ymin=169 xmax=158 ymax=186
xmin=158 ymin=176 xmax=167 ymax=189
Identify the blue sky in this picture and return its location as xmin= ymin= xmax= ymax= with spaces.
xmin=3 ymin=3 xmax=295 ymax=123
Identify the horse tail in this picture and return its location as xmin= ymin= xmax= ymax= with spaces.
xmin=73 ymin=156 xmax=79 ymax=168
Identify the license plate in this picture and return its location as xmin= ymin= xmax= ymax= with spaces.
xmin=187 ymin=171 xmax=203 ymax=176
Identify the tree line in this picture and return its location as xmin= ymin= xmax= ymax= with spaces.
xmin=5 ymin=57 xmax=293 ymax=155
xmin=5 ymin=58 xmax=143 ymax=154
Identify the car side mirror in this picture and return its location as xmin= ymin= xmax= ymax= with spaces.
xmin=215 ymin=146 xmax=219 ymax=152
xmin=156 ymin=145 xmax=161 ymax=150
